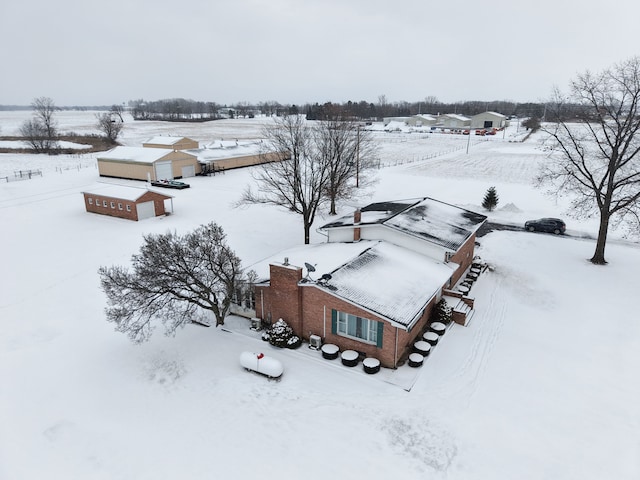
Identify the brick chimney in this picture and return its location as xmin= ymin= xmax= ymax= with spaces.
xmin=354 ymin=208 xmax=361 ymax=241
xmin=263 ymin=262 xmax=303 ymax=335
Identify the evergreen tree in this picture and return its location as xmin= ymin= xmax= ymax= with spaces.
xmin=482 ymin=186 xmax=499 ymax=212
xmin=431 ymin=299 xmax=452 ymax=325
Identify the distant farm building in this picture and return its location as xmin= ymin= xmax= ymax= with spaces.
xmin=82 ymin=185 xmax=173 ymax=221
xmin=384 ymin=112 xmax=510 ymax=132
xmin=406 ymin=114 xmax=438 ymax=127
xmin=470 ymin=112 xmax=508 ymax=129
xmin=186 ymin=140 xmax=288 ymax=175
xmin=439 ymin=114 xmax=471 ymax=128
xmin=142 ymin=136 xmax=199 ymax=151
xmin=96 ymin=146 xmax=200 ymax=181
xmin=382 ymin=116 xmax=410 ymax=125
xmin=97 ymin=137 xmax=286 ymax=181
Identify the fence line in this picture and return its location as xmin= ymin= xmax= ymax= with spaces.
xmin=55 ymin=162 xmax=95 ymax=174
xmin=1 ymin=169 xmax=43 ymax=183
xmin=1 ymin=154 xmax=96 ymax=182
xmin=378 ymin=137 xmax=489 ymax=167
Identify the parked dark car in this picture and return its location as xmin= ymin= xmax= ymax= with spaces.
xmin=151 ymin=179 xmax=190 ymax=190
xmin=524 ymin=218 xmax=566 ymax=235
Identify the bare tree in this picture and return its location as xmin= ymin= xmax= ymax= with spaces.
xmin=20 ymin=96 xmax=58 ymax=153
xmin=240 ymin=115 xmax=328 ymax=244
xmin=522 ymin=116 xmax=541 ymax=131
xmin=32 ymin=97 xmax=58 ymax=140
xmin=95 ymin=112 xmax=124 ymax=144
xmin=316 ymin=118 xmax=377 ymax=215
xmin=19 ymin=119 xmax=51 ymax=153
xmin=98 ymin=222 xmax=244 ymax=343
xmin=538 ymin=56 xmax=640 ymax=264
xmin=110 ymin=104 xmax=124 ymax=122
xmin=423 ymin=95 xmax=439 ymax=113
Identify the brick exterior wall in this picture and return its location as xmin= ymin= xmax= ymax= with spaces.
xmin=255 ymin=263 xmax=303 ymax=333
xmin=138 ymin=191 xmax=168 ymax=217
xmin=448 ymin=232 xmax=477 ymax=285
xmin=300 ymin=286 xmax=399 ymax=367
xmin=83 ymin=191 xmax=169 ymax=221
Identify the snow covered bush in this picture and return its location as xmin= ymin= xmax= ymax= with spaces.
xmin=265 ymin=318 xmax=301 ymax=349
xmin=431 ymin=299 xmax=452 ymax=325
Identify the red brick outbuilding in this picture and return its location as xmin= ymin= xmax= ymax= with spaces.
xmin=82 ymin=185 xmax=173 ymax=221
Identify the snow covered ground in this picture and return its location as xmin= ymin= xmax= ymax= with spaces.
xmin=1 ymin=111 xmax=638 ymax=479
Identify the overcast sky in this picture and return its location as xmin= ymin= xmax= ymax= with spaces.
xmin=2 ymin=0 xmax=639 ymax=107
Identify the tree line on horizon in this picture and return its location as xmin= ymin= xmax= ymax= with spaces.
xmin=125 ymin=96 xmax=551 ymax=122
xmin=5 ymin=97 xmax=597 ymax=125
xmin=2 ymin=97 xmax=549 ymax=119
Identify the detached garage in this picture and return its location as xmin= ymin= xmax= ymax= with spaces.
xmin=97 ymin=146 xmax=200 ymax=181
xmin=82 ymin=185 xmax=174 ymax=221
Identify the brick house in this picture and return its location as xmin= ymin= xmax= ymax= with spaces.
xmin=247 ymin=197 xmax=487 ymax=368
xmin=82 ymin=185 xmax=173 ymax=221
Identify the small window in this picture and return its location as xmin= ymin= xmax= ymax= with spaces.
xmin=110 ymin=201 xmax=115 ymax=209
xmin=88 ymin=198 xmax=93 ymax=205
xmin=102 ymin=200 xmax=108 ymax=207
xmin=126 ymin=205 xmax=131 ymax=212
xmin=118 ymin=203 xmax=123 ymax=210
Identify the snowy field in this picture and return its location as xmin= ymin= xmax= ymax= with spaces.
xmin=1 ymin=111 xmax=638 ymax=479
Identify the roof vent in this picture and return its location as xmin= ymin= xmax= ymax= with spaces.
xmin=283 ymin=257 xmax=289 ymax=266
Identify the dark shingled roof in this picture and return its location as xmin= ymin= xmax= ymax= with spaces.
xmin=320 ymin=197 xmax=487 ymax=251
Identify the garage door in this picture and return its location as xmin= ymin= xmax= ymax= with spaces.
xmin=181 ymin=165 xmax=195 ymax=178
xmin=136 ymin=201 xmax=156 ymax=220
xmin=155 ymin=161 xmax=173 ymax=181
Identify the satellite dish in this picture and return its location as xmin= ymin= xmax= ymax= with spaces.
xmin=304 ymin=262 xmax=316 ymax=273
xmin=321 ymin=273 xmax=332 ymax=281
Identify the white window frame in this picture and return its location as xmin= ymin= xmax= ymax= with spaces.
xmin=118 ymin=203 xmax=123 ymax=211
xmin=110 ymin=201 xmax=115 ymax=209
xmin=88 ymin=198 xmax=93 ymax=205
xmin=126 ymin=205 xmax=131 ymax=212
xmin=102 ymin=200 xmax=108 ymax=207
xmin=336 ymin=311 xmax=378 ymax=344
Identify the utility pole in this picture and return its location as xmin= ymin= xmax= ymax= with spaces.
xmin=356 ymin=125 xmax=360 ymax=187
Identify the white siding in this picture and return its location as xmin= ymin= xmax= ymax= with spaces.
xmin=327 ymin=229 xmax=356 ymax=243
xmin=360 ymin=225 xmax=447 ymax=260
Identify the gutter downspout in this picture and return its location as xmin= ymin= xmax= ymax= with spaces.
xmin=323 ymin=305 xmax=326 ymax=338
xmin=260 ymin=290 xmax=264 ymax=321
xmin=394 ymin=328 xmax=398 ymax=368
xmin=315 ymin=227 xmax=328 ymax=239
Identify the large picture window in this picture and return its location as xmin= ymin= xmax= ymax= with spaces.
xmin=333 ymin=310 xmax=382 ymax=346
